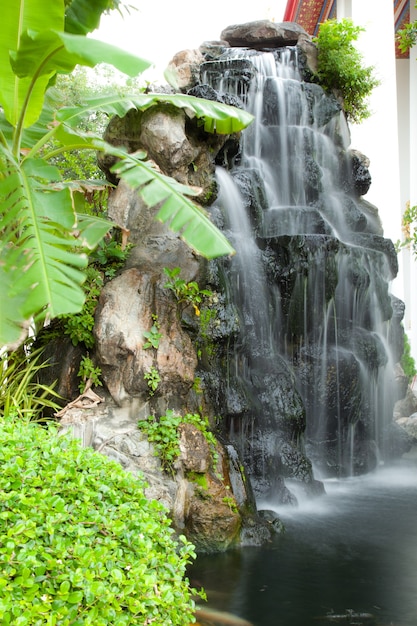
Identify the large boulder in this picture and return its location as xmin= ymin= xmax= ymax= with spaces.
xmin=94 ymin=267 xmax=197 ymax=405
xmin=166 ymin=48 xmax=205 ymax=92
xmin=98 ymin=104 xmax=226 ymax=205
xmin=220 ymin=20 xmax=309 ymax=48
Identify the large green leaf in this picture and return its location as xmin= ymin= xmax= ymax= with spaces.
xmin=65 ymin=0 xmax=114 ymax=35
xmin=58 ymin=92 xmax=254 ymax=135
xmin=40 ymin=121 xmax=234 ymax=258
xmin=110 ymin=150 xmax=235 ymax=259
xmin=7 ymin=30 xmax=151 ymax=130
xmin=0 ymin=149 xmax=112 ymax=339
xmin=11 ymin=31 xmax=152 ymax=81
xmin=53 ymin=89 xmax=253 ymax=257
xmin=0 ymin=0 xmax=64 ymax=128
xmin=54 ymin=92 xmax=251 ymax=257
xmin=0 ymin=244 xmax=28 ymax=348
xmin=0 ymin=87 xmax=62 ymax=150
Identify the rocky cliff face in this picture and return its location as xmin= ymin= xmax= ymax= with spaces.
xmin=46 ymin=21 xmax=409 ymax=552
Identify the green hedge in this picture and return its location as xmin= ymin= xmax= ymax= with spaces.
xmin=0 ymin=417 xmax=197 ymax=625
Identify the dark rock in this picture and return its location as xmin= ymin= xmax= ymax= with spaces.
xmin=35 ymin=333 xmax=85 ymax=404
xmin=200 ymin=57 xmax=257 ymax=95
xmin=240 ymin=513 xmax=275 ymax=546
xmin=199 ymin=40 xmax=230 ymax=61
xmin=258 ymin=509 xmax=285 ymax=533
xmin=221 ymin=20 xmax=309 ymax=49
xmin=351 ymin=150 xmax=372 ymax=196
xmin=303 ymin=82 xmax=341 ymax=127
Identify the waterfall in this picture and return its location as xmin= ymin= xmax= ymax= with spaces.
xmin=202 ymin=46 xmax=402 ymax=503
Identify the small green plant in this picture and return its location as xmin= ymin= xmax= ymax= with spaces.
xmin=143 ymin=314 xmax=163 ymax=350
xmin=0 ymin=416 xmax=199 ymax=624
xmin=138 ymin=410 xmax=182 ymax=473
xmin=196 ymin=305 xmax=218 ymax=359
xmin=192 ymin=377 xmax=204 ymax=394
xmin=222 ymin=496 xmax=239 ymax=514
xmin=0 ymin=344 xmax=61 ymax=420
xmin=61 ymin=266 xmax=103 ymax=349
xmin=90 ymin=238 xmax=133 ymax=279
xmin=144 ymin=366 xmax=161 ymax=396
xmin=187 ymin=471 xmax=209 ymax=491
xmin=163 ymin=267 xmax=213 ymax=316
xmin=313 ymin=18 xmax=379 ymax=123
xmin=77 ymin=355 xmax=103 ymax=393
xmin=138 ymin=410 xmax=219 ymax=475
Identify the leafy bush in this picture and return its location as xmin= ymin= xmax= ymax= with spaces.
xmin=0 ymin=417 xmax=198 ymax=625
xmin=313 ymin=19 xmax=379 ymax=123
xmin=397 ymin=0 xmax=417 ymax=54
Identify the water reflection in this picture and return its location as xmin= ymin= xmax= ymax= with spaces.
xmin=190 ymin=462 xmax=417 ymax=626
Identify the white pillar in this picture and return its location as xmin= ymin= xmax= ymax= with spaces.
xmin=403 ymin=3 xmax=417 ymax=359
xmin=349 ymin=0 xmax=402 ymax=251
xmin=337 ymin=0 xmax=352 ymax=18
xmin=336 ymin=1 xmax=413 ymax=358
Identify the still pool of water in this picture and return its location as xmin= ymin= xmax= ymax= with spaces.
xmin=190 ymin=462 xmax=417 ymax=626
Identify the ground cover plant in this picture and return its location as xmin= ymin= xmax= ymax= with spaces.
xmin=0 ymin=417 xmax=199 ymax=625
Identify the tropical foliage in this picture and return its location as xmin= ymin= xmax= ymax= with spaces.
xmin=0 ymin=0 xmax=253 ymax=350
xmin=313 ymin=19 xmax=379 ymax=123
xmin=397 ymin=2 xmax=417 ymax=53
xmin=0 ymin=416 xmax=199 ymax=624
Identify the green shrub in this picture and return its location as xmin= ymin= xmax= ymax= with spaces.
xmin=0 ymin=417 xmax=198 ymax=625
xmin=313 ymin=19 xmax=379 ymax=123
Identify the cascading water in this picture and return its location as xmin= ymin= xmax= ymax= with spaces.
xmin=201 ymin=45 xmax=404 ymax=502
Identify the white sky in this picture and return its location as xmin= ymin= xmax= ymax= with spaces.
xmin=96 ymin=0 xmax=287 ymax=81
